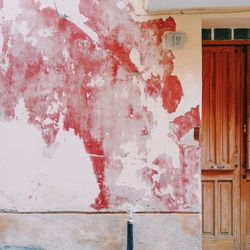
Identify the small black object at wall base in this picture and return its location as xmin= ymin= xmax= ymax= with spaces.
xmin=127 ymin=220 xmax=133 ymax=250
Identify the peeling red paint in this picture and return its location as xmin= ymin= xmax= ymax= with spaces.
xmin=159 ymin=50 xmax=175 ymax=69
xmin=139 ymin=167 xmax=158 ymax=185
xmin=143 ymin=106 xmax=154 ymax=125
xmin=83 ymin=137 xmax=109 ymax=209
xmin=0 ymin=0 xmax=199 ymax=211
xmin=173 ymin=106 xmax=200 ymax=140
xmin=137 ymin=151 xmax=200 ymax=210
xmin=141 ymin=126 xmax=149 ymax=136
xmin=144 ymin=74 xmax=161 ymax=97
xmin=179 ymin=144 xmax=200 ymax=175
xmin=112 ymin=196 xmax=128 ymax=206
xmin=127 ymin=105 xmax=143 ymax=120
xmin=153 ymin=154 xmax=173 ymax=169
xmin=102 ymin=29 xmax=138 ymax=75
xmin=161 ymin=75 xmax=183 ymax=114
xmin=140 ymin=17 xmax=176 ymax=45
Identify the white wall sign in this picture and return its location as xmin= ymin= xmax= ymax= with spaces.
xmin=162 ymin=32 xmax=187 ymax=50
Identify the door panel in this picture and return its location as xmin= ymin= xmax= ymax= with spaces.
xmin=243 ymin=178 xmax=250 ymax=248
xmin=202 ymin=181 xmax=215 ymax=235
xmin=202 ymin=179 xmax=234 ymax=237
xmin=218 ymin=181 xmax=233 ymax=235
xmin=202 ymin=46 xmax=236 ymax=170
xmin=202 ymin=237 xmax=234 ymax=250
xmin=202 ymin=172 xmax=238 ymax=249
xmin=202 ymin=45 xmax=242 ymax=250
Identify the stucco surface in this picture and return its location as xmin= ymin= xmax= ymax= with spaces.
xmin=0 ymin=0 xmax=201 ymax=213
xmin=0 ymin=213 xmax=201 ymax=250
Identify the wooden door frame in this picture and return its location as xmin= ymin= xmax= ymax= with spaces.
xmin=203 ymin=40 xmax=250 ymax=46
xmin=202 ymin=40 xmax=250 ymax=249
xmin=240 ymin=45 xmax=250 ymax=249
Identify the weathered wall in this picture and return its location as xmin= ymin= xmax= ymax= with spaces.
xmin=0 ymin=0 xmax=201 ymax=213
xmin=0 ymin=0 xmax=202 ymax=249
xmin=0 ymin=214 xmax=200 ymax=250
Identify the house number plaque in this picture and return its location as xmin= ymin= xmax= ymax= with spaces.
xmin=163 ymin=32 xmax=187 ymax=50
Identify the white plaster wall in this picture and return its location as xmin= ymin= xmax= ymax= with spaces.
xmin=0 ymin=1 xmax=202 ymax=212
xmin=0 ymin=100 xmax=99 ymax=211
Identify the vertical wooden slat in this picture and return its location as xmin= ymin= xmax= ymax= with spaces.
xmin=209 ymin=51 xmax=216 ymax=164
xmin=202 ymin=48 xmax=215 ymax=168
xmin=228 ymin=48 xmax=236 ymax=170
xmin=222 ymin=53 xmax=229 ymax=164
xmin=215 ymin=51 xmax=223 ymax=165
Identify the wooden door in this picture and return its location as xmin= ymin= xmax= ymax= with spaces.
xmin=202 ymin=45 xmax=248 ymax=249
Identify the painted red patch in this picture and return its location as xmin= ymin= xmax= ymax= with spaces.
xmin=179 ymin=144 xmax=200 ymax=175
xmin=161 ymin=75 xmax=183 ymax=114
xmin=159 ymin=50 xmax=175 ymax=69
xmin=0 ymin=0 xmax=3 ymax=9
xmin=102 ymin=28 xmax=138 ymax=75
xmin=140 ymin=167 xmax=158 ymax=185
xmin=141 ymin=126 xmax=149 ymax=136
xmin=173 ymin=106 xmax=200 ymax=140
xmin=127 ymin=105 xmax=143 ymax=120
xmin=140 ymin=17 xmax=176 ymax=45
xmin=140 ymin=152 xmax=200 ymax=210
xmin=144 ymin=74 xmax=161 ymax=97
xmin=152 ymin=154 xmax=173 ymax=169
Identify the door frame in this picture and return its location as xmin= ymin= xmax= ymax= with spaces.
xmin=202 ymin=40 xmax=250 ymax=249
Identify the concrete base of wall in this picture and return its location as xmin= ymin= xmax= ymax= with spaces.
xmin=0 ymin=213 xmax=201 ymax=250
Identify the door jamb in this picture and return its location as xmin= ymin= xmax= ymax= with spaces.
xmin=203 ymin=40 xmax=250 ymax=46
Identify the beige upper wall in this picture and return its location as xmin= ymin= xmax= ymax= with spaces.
xmin=134 ymin=1 xmax=250 ymax=28
xmin=202 ymin=11 xmax=250 ymax=28
xmin=145 ymin=0 xmax=250 ymax=12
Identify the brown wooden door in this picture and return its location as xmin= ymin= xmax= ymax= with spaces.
xmin=202 ymin=45 xmax=249 ymax=249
